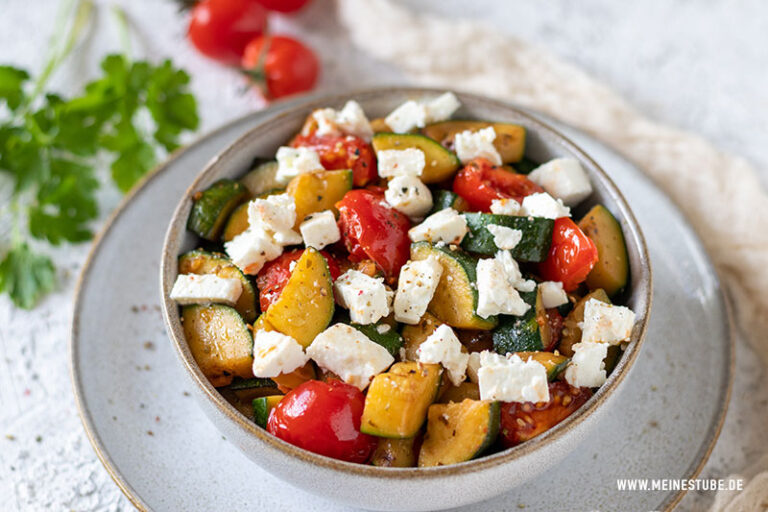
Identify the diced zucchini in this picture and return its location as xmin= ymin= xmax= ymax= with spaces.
xmin=372 ymin=133 xmax=461 ymax=184
xmin=429 ymin=190 xmax=468 ymax=215
xmin=361 ymin=362 xmax=442 ymax=438
xmin=509 ymin=156 xmax=539 ymax=175
xmin=187 ymin=179 xmax=250 ymax=241
xmin=578 ymin=205 xmax=629 ymax=297
xmin=286 ymin=169 xmax=353 ymax=229
xmin=263 ymin=248 xmax=334 ymax=347
xmin=178 ymin=250 xmax=258 ymax=323
xmin=241 ymin=161 xmax=281 ymax=197
xmin=437 ymin=381 xmax=480 ymax=403
xmin=401 ymin=312 xmax=443 ymax=361
xmin=560 ymin=289 xmax=610 ymax=356
xmin=461 ymin=213 xmax=554 ymax=261
xmin=515 ymin=351 xmax=570 ymax=381
xmin=225 ymin=377 xmax=276 ymax=391
xmin=422 ymin=121 xmax=526 ymax=163
xmin=252 ymin=395 xmax=283 ymax=428
xmin=351 ymin=321 xmax=403 ymax=357
xmin=410 ymin=242 xmax=497 ymax=330
xmin=493 ymin=286 xmax=557 ymax=354
xmin=182 ymin=304 xmax=253 ymax=387
xmin=418 ymin=399 xmax=500 ymax=467
xmin=221 ymin=202 xmax=250 ymax=242
xmin=370 ymin=438 xmax=417 ymax=468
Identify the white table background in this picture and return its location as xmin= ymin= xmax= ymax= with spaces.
xmin=1 ymin=1 xmax=766 ymax=510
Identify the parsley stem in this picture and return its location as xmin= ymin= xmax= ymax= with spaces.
xmin=111 ymin=5 xmax=132 ymax=60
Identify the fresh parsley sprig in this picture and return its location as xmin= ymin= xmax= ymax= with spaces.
xmin=0 ymin=1 xmax=199 ymax=309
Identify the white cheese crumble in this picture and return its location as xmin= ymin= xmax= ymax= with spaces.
xmin=377 ymin=148 xmax=426 ymax=178
xmin=275 ymin=146 xmax=323 ymax=184
xmin=477 ymin=351 xmax=550 ymax=403
xmin=306 ymin=323 xmax=394 ymax=390
xmin=312 ymin=100 xmax=373 ymax=141
xmin=466 ymin=352 xmax=482 ymax=383
xmin=520 ymin=192 xmax=571 ymax=219
xmin=539 ymin=281 xmax=568 ymax=309
xmin=299 ymin=210 xmax=340 ymax=250
xmin=384 ymin=92 xmax=461 ymax=133
xmin=224 ymin=228 xmax=283 ymax=275
xmin=247 ymin=194 xmax=303 ymax=245
xmin=486 ymin=224 xmax=523 ymax=250
xmin=393 ymin=256 xmax=443 ymax=324
xmin=251 ymin=330 xmax=309 ymax=378
xmin=408 ymin=208 xmax=468 ymax=245
xmin=385 ymin=175 xmax=433 ymax=220
xmin=454 ymin=127 xmax=502 ymax=165
xmin=581 ymin=299 xmax=636 ymax=345
xmin=417 ymin=324 xmax=469 ymax=386
xmin=490 ymin=198 xmax=521 ymax=216
xmin=476 ymin=251 xmax=532 ymax=318
xmin=334 ymin=270 xmax=393 ymax=325
xmin=528 ymin=158 xmax=593 ymax=207
xmin=424 ymin=92 xmax=461 ymax=123
xmin=564 ymin=341 xmax=608 ymax=388
xmin=170 ymin=274 xmax=243 ymax=306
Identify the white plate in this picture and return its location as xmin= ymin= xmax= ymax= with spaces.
xmin=70 ymin=99 xmax=731 ymax=512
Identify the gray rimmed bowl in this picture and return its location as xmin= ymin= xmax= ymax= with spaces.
xmin=160 ymin=88 xmax=652 ymax=512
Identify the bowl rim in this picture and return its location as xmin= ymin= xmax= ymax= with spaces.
xmin=159 ymin=86 xmax=653 ymax=479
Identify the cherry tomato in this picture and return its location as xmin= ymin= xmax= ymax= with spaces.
xmin=188 ymin=0 xmax=268 ymax=64
xmin=267 ymin=379 xmax=376 ymax=463
xmin=241 ymin=35 xmax=319 ymax=99
xmin=291 ymin=134 xmax=377 ymax=187
xmin=336 ymin=189 xmax=411 ymax=277
xmin=499 ymin=381 xmax=592 ymax=447
xmin=538 ymin=218 xmax=599 ymax=292
xmin=540 ymin=307 xmax=564 ymax=352
xmin=452 ymin=158 xmax=543 ymax=212
xmin=256 ymin=0 xmax=311 ymax=13
xmin=256 ymin=249 xmax=341 ymax=312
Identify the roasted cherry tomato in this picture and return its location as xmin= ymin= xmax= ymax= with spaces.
xmin=256 ymin=0 xmax=312 ymax=12
xmin=540 ymin=307 xmax=564 ymax=352
xmin=256 ymin=249 xmax=341 ymax=311
xmin=452 ymin=157 xmax=543 ymax=212
xmin=267 ymin=379 xmax=376 ymax=463
xmin=499 ymin=381 xmax=592 ymax=447
xmin=455 ymin=329 xmax=494 ymax=353
xmin=241 ymin=35 xmax=319 ymax=99
xmin=291 ymin=134 xmax=377 ymax=187
xmin=188 ymin=0 xmax=268 ymax=64
xmin=336 ymin=189 xmax=411 ymax=277
xmin=539 ymin=217 xmax=599 ymax=292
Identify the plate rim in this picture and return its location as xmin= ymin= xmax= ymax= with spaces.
xmin=69 ymin=99 xmax=733 ymax=512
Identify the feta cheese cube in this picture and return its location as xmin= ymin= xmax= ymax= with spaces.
xmin=251 ymin=330 xmax=309 ymax=378
xmin=312 ymin=100 xmax=373 ymax=141
xmin=528 ymin=158 xmax=593 ymax=206
xmin=408 ymin=208 xmax=468 ymax=245
xmin=377 ymin=148 xmax=426 ymax=178
xmin=170 ymin=274 xmax=243 ymax=306
xmin=385 ymin=175 xmax=433 ymax=220
xmin=248 ymin=194 xmax=302 ymax=245
xmin=581 ymin=299 xmax=636 ymax=345
xmin=334 ymin=270 xmax=393 ymax=325
xmin=520 ymin=192 xmax=571 ymax=219
xmin=385 ymin=100 xmax=428 ymax=133
xmin=476 ymin=251 xmax=531 ymax=318
xmin=417 ymin=324 xmax=469 ymax=386
xmin=306 ymin=323 xmax=394 ymax=389
xmin=454 ymin=127 xmax=502 ymax=166
xmin=477 ymin=351 xmax=550 ymax=403
xmin=564 ymin=341 xmax=608 ymax=388
xmin=424 ymin=92 xmax=461 ymax=123
xmin=467 ymin=352 xmax=482 ymax=383
xmin=539 ymin=281 xmax=568 ymax=309
xmin=224 ymin=228 xmax=283 ymax=275
xmin=486 ymin=224 xmax=523 ymax=250
xmin=394 ymin=256 xmax=443 ymax=324
xmin=275 ymin=146 xmax=323 ymax=184
xmin=490 ymin=198 xmax=521 ymax=216
xmin=300 ymin=210 xmax=340 ymax=250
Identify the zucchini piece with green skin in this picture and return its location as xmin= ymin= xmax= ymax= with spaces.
xmin=578 ymin=205 xmax=629 ymax=297
xmin=371 ymin=438 xmax=418 ymax=468
xmin=429 ymin=190 xmax=468 ymax=215
xmin=372 ymin=133 xmax=460 ymax=184
xmin=240 ymin=161 xmax=281 ymax=196
xmin=515 ymin=351 xmax=570 ymax=381
xmin=410 ymin=242 xmax=497 ymax=330
xmin=187 ymin=179 xmax=249 ymax=241
xmin=493 ymin=287 xmax=558 ymax=354
xmin=252 ymin=395 xmax=283 ymax=428
xmin=178 ymin=250 xmax=258 ymax=323
xmin=461 ymin=213 xmax=554 ymax=261
xmin=225 ymin=377 xmax=276 ymax=391
xmin=509 ymin=156 xmax=540 ymax=175
xmin=221 ymin=202 xmax=249 ymax=242
xmin=182 ymin=304 xmax=253 ymax=388
xmin=418 ymin=399 xmax=500 ymax=467
xmin=421 ymin=120 xmax=526 ymax=163
xmin=350 ymin=322 xmax=403 ymax=357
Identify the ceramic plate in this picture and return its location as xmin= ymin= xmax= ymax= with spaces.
xmin=70 ymin=97 xmax=731 ymax=512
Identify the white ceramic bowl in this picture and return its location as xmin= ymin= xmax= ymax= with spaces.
xmin=160 ymin=88 xmax=652 ymax=511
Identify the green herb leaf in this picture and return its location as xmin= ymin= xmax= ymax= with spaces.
xmin=0 ymin=66 xmax=30 ymax=111
xmin=0 ymin=243 xmax=56 ymax=309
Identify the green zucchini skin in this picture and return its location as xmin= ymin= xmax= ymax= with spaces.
xmin=461 ymin=213 xmax=554 ymax=261
xmin=252 ymin=397 xmax=270 ymax=428
xmin=430 ymin=190 xmax=461 ymax=215
xmin=187 ymin=179 xmax=249 ymax=241
xmin=225 ymin=377 xmax=276 ymax=391
xmin=510 ymin=156 xmax=540 ymax=175
xmin=351 ymin=322 xmax=404 ymax=357
xmin=493 ymin=310 xmax=544 ymax=354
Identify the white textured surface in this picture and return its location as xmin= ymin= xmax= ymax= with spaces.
xmin=0 ymin=0 xmax=766 ymax=510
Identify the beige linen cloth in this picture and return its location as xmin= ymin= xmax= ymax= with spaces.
xmin=336 ymin=0 xmax=768 ymax=509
